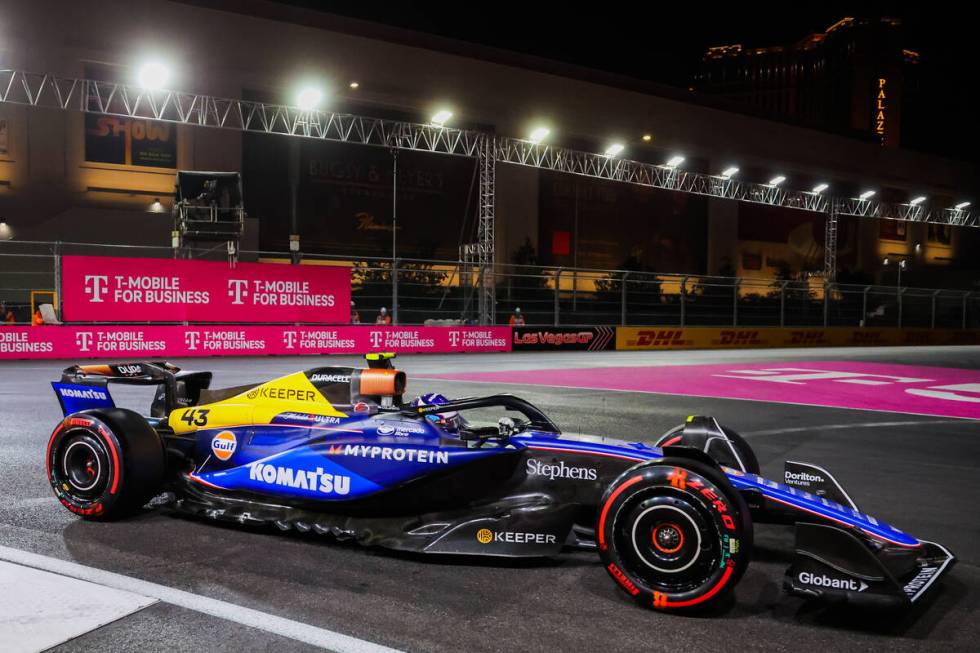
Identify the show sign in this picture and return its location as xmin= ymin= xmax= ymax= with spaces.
xmin=512 ymin=326 xmax=615 ymax=351
xmin=0 ymin=326 xmax=511 ymax=360
xmin=85 ymin=114 xmax=177 ymax=168
xmin=61 ymin=256 xmax=351 ymax=323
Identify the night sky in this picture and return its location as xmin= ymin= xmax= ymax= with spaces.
xmin=272 ymin=1 xmax=977 ymax=165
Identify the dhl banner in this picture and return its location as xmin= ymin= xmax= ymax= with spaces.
xmin=616 ymin=327 xmax=980 ymax=351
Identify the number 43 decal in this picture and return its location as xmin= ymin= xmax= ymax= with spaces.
xmin=179 ymin=408 xmax=210 ymax=427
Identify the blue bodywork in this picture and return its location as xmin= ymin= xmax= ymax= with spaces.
xmin=189 ymin=410 xmax=920 ymax=550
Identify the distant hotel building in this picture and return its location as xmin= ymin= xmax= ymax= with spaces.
xmin=696 ymin=17 xmax=920 ymax=148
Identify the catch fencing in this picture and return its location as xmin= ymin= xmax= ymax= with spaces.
xmin=1 ymin=239 xmax=978 ymax=329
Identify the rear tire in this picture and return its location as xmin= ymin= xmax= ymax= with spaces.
xmin=46 ymin=409 xmax=166 ymax=520
xmin=596 ymin=457 xmax=752 ymax=611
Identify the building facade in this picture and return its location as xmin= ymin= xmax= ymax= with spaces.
xmin=1 ymin=2 xmax=977 ymax=294
xmin=696 ymin=17 xmax=919 ymax=149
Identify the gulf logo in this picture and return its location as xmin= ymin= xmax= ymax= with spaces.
xmin=211 ymin=431 xmax=238 ymax=461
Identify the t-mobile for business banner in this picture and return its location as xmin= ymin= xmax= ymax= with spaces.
xmin=0 ymin=326 xmax=512 ymax=359
xmin=61 ymin=256 xmax=351 ymax=323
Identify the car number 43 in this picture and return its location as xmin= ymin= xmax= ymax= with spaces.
xmin=179 ymin=408 xmax=210 ymax=427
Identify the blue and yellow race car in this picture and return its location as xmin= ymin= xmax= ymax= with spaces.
xmin=46 ymin=354 xmax=954 ymax=613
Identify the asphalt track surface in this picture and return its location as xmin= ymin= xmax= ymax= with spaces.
xmin=2 ymin=346 xmax=979 ymax=652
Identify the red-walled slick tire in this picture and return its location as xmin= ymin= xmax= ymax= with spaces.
xmin=46 ymin=409 xmax=165 ymax=520
xmin=596 ymin=457 xmax=752 ymax=611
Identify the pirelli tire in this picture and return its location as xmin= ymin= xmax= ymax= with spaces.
xmin=656 ymin=423 xmax=760 ymax=476
xmin=597 ymin=458 xmax=753 ymax=612
xmin=46 ymin=409 xmax=166 ymax=520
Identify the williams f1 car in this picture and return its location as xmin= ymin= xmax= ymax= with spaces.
xmin=46 ymin=354 xmax=954 ymax=612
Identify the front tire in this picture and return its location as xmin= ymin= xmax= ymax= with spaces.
xmin=596 ymin=458 xmax=752 ymax=611
xmin=46 ymin=409 xmax=166 ymax=520
xmin=656 ymin=421 xmax=760 ymax=476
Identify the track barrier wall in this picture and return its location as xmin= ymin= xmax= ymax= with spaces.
xmin=616 ymin=326 xmax=980 ymax=350
xmin=0 ymin=326 xmax=511 ymax=359
xmin=4 ymin=325 xmax=979 ymax=360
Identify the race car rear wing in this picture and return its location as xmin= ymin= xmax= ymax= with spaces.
xmin=54 ymin=362 xmax=212 ymax=417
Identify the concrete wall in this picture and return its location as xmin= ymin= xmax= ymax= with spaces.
xmin=706 ymin=199 xmax=739 ymax=275
xmin=495 ymin=165 xmax=540 ymax=263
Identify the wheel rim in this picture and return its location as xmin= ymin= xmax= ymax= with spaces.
xmin=652 ymin=522 xmax=684 ymax=554
xmin=617 ymin=491 xmax=720 ymax=592
xmin=58 ymin=433 xmax=109 ymax=499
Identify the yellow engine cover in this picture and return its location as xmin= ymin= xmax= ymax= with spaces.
xmin=168 ymin=371 xmax=347 ymax=434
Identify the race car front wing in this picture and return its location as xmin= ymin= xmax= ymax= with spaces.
xmin=784 ymin=522 xmax=955 ymax=610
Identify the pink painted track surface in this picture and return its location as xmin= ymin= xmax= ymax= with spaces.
xmin=428 ymin=360 xmax=980 ymax=419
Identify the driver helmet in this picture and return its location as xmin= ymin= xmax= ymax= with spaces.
xmin=411 ymin=392 xmax=464 ymax=433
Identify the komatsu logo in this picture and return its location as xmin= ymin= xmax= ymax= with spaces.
xmin=798 ymin=572 xmax=867 ymax=592
xmin=248 ymin=463 xmax=350 ymax=495
xmin=58 ymin=387 xmax=109 ymax=400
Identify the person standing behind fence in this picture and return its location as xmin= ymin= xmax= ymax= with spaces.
xmin=1 ymin=302 xmax=14 ymax=324
xmin=376 ymin=306 xmax=391 ymax=325
xmin=351 ymin=301 xmax=361 ymax=324
xmin=509 ymin=307 xmax=526 ymax=326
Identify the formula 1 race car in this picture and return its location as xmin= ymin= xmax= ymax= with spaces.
xmin=46 ymin=354 xmax=954 ymax=613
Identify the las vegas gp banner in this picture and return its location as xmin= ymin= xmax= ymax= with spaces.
xmin=511 ymin=326 xmax=615 ymax=351
xmin=0 ymin=326 xmax=511 ymax=360
xmin=61 ymin=256 xmax=351 ymax=323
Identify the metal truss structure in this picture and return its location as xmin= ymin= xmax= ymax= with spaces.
xmin=0 ymin=70 xmax=486 ymax=156
xmin=1 ymin=68 xmax=977 ymax=319
xmin=496 ymin=136 xmax=832 ymax=213
xmin=477 ymin=135 xmax=496 ymax=321
xmin=824 ymin=200 xmax=842 ymax=282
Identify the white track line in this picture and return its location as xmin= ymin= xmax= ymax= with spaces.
xmin=741 ymin=419 xmax=966 ymax=437
xmin=0 ymin=545 xmax=402 ymax=653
